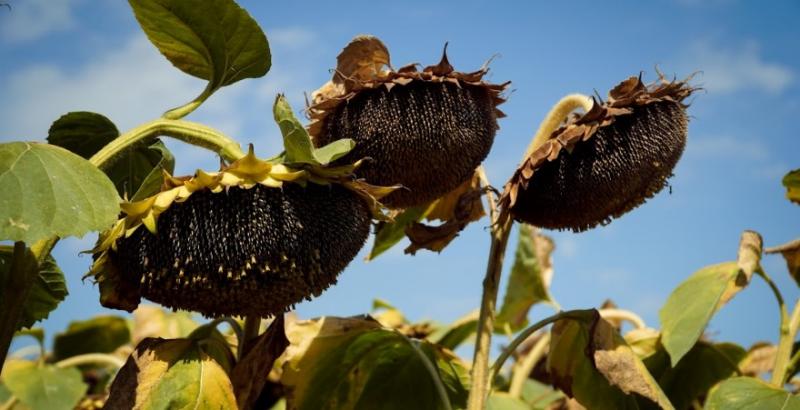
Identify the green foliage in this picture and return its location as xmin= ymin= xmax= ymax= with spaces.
xmin=705 ymin=377 xmax=800 ymax=409
xmin=106 ymin=337 xmax=237 ymax=409
xmin=281 ymin=316 xmax=468 ymax=410
xmin=53 ymin=316 xmax=130 ymax=361
xmin=496 ymin=224 xmax=556 ymax=333
xmin=47 ymin=111 xmax=175 ymax=200
xmin=0 ymin=142 xmax=119 ymax=243
xmin=0 ymin=246 xmax=66 ymax=330
xmin=367 ymin=206 xmax=428 ymax=260
xmin=783 ymin=169 xmax=800 ymax=204
xmin=272 ymin=95 xmax=355 ymax=166
xmin=659 ymin=262 xmax=746 ymax=366
xmin=128 ymin=0 xmax=270 ymax=91
xmin=2 ymin=360 xmax=86 ymax=410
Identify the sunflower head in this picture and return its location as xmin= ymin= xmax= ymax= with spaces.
xmin=500 ymin=74 xmax=696 ymax=232
xmin=308 ymin=35 xmax=509 ymax=209
xmin=88 ymin=97 xmax=397 ymax=318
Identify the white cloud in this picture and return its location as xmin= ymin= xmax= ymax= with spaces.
xmin=683 ymin=39 xmax=793 ymax=95
xmin=0 ymin=0 xmax=78 ymax=43
xmin=268 ymin=27 xmax=316 ymax=49
xmin=686 ymin=135 xmax=770 ymax=160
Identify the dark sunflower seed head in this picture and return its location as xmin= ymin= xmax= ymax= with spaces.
xmin=107 ymin=183 xmax=371 ymax=318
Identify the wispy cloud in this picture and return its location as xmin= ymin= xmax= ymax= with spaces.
xmin=686 ymin=135 xmax=770 ymax=161
xmin=0 ymin=0 xmax=79 ymax=43
xmin=682 ymin=39 xmax=793 ymax=95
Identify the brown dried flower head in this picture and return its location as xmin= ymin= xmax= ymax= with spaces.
xmin=308 ymin=35 xmax=509 ymax=208
xmin=500 ymin=74 xmax=696 ymax=231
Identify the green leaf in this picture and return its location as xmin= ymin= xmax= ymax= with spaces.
xmin=3 ymin=361 xmax=86 ymax=410
xmin=654 ymin=342 xmax=746 ymax=409
xmin=281 ymin=316 xmax=468 ymax=410
xmin=128 ymin=0 xmax=270 ymax=90
xmin=367 ymin=206 xmax=428 ymax=261
xmin=496 ymin=224 xmax=556 ymax=333
xmin=46 ymin=111 xmax=118 ymax=158
xmin=520 ymin=379 xmax=565 ymax=409
xmin=0 ymin=142 xmax=119 ymax=243
xmin=659 ymin=262 xmax=745 ymax=366
xmin=487 ymin=393 xmax=530 ymax=410
xmin=53 ymin=316 xmax=131 ymax=361
xmin=547 ymin=311 xmax=673 ymax=410
xmin=187 ymin=323 xmax=236 ymax=374
xmin=705 ymin=376 xmax=800 ymax=409
xmin=0 ymin=246 xmax=67 ymax=330
xmin=313 ymin=139 xmax=356 ymax=165
xmin=273 ymin=95 xmax=317 ymax=165
xmin=47 ymin=112 xmax=175 ymax=199
xmin=783 ymin=169 xmax=800 ymax=205
xmin=427 ymin=309 xmax=478 ymax=351
xmin=105 ymin=337 xmax=238 ymax=408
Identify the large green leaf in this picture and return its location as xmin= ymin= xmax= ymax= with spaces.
xmin=547 ymin=311 xmax=673 ymax=410
xmin=128 ymin=0 xmax=270 ymax=91
xmin=53 ymin=316 xmax=131 ymax=361
xmin=281 ymin=316 xmax=469 ymax=410
xmin=659 ymin=262 xmax=746 ymax=366
xmin=47 ymin=111 xmax=175 ymax=200
xmin=520 ymin=379 xmax=564 ymax=409
xmin=427 ymin=309 xmax=478 ymax=351
xmin=705 ymin=376 xmax=800 ymax=409
xmin=367 ymin=206 xmax=427 ymax=261
xmin=3 ymin=360 xmax=86 ymax=410
xmin=0 ymin=246 xmax=67 ymax=330
xmin=496 ymin=224 xmax=556 ymax=333
xmin=487 ymin=393 xmax=530 ymax=410
xmin=0 ymin=142 xmax=119 ymax=242
xmin=783 ymin=169 xmax=800 ymax=205
xmin=105 ymin=337 xmax=237 ymax=408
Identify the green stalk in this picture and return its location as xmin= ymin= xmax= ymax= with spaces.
xmin=240 ymin=315 xmax=262 ymax=358
xmin=466 ymin=94 xmax=593 ymax=410
xmin=162 ymin=82 xmax=215 ymax=120
xmin=0 ymin=243 xmax=38 ymax=368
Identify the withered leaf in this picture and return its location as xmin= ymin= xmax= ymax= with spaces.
xmin=739 ymin=342 xmax=777 ymax=377
xmin=334 ymin=35 xmax=390 ymax=86
xmin=231 ymin=316 xmax=289 ymax=410
xmin=765 ymin=238 xmax=800 ymax=287
xmin=404 ymin=170 xmax=486 ymax=255
xmin=783 ymin=169 xmax=800 ymax=205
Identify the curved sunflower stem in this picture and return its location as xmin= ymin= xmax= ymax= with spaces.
xmin=508 ymin=332 xmax=550 ymax=399
xmin=55 ymin=352 xmax=127 ymax=370
xmin=598 ymin=308 xmax=647 ymax=330
xmin=523 ymin=93 xmax=593 ymax=159
xmin=89 ymin=118 xmax=245 ymax=169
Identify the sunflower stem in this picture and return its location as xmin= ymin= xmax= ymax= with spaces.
xmin=89 ymin=118 xmax=245 ymax=169
xmin=241 ymin=315 xmax=262 ymax=358
xmin=162 ymin=82 xmax=215 ymax=120
xmin=523 ymin=94 xmax=593 ymax=159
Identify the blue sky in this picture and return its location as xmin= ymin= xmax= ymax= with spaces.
xmin=1 ymin=0 xmax=799 ymax=356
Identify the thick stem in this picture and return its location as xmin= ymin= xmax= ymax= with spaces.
xmin=89 ymin=118 xmax=245 ymax=169
xmin=773 ymin=296 xmax=800 ymax=386
xmin=598 ymin=308 xmax=647 ymax=330
xmin=524 ymin=94 xmax=593 ymax=159
xmin=240 ymin=315 xmax=262 ymax=358
xmin=466 ymin=214 xmax=513 ymax=410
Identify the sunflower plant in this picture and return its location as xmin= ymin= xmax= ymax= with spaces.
xmin=1 ymin=0 xmax=799 ymax=409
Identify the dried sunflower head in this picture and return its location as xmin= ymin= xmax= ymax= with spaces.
xmin=88 ymin=97 xmax=396 ymax=318
xmin=500 ymin=74 xmax=696 ymax=232
xmin=308 ymin=35 xmax=509 ymax=209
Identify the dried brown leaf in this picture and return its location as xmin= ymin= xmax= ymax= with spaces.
xmin=231 ymin=316 xmax=289 ymax=410
xmin=334 ymin=35 xmax=390 ymax=86
xmin=766 ymin=238 xmax=800 ymax=287
xmin=739 ymin=342 xmax=777 ymax=377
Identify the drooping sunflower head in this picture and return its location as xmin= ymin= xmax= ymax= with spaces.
xmin=88 ymin=97 xmax=396 ymax=318
xmin=500 ymin=74 xmax=696 ymax=232
xmin=308 ymin=35 xmax=509 ymax=209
